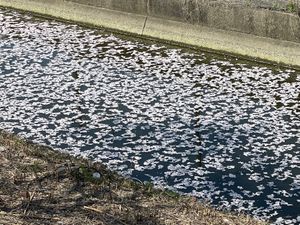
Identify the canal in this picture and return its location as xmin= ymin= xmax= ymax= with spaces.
xmin=0 ymin=8 xmax=299 ymax=225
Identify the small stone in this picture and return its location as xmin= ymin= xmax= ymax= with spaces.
xmin=92 ymin=172 xmax=101 ymax=180
xmin=222 ymin=218 xmax=232 ymax=225
xmin=56 ymin=166 xmax=67 ymax=175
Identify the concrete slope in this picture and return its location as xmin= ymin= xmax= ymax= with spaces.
xmin=0 ymin=0 xmax=299 ymax=68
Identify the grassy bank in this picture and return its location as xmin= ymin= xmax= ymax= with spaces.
xmin=0 ymin=130 xmax=268 ymax=225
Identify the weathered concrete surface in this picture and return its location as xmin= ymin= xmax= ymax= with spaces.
xmin=204 ymin=0 xmax=299 ymax=11
xmin=0 ymin=0 xmax=147 ymax=34
xmin=67 ymin=0 xmax=148 ymax=15
xmin=0 ymin=0 xmax=300 ymax=68
xmin=144 ymin=16 xmax=300 ymax=66
xmin=146 ymin=0 xmax=300 ymax=43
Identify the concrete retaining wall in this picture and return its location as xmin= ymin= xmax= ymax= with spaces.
xmin=66 ymin=0 xmax=300 ymax=43
xmin=0 ymin=0 xmax=300 ymax=68
xmin=148 ymin=0 xmax=300 ymax=43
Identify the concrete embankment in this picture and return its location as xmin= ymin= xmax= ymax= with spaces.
xmin=0 ymin=0 xmax=300 ymax=68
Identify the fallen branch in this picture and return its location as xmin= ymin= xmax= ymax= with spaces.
xmin=23 ymin=190 xmax=36 ymax=215
xmin=83 ymin=206 xmax=103 ymax=214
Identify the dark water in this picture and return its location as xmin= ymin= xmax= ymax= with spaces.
xmin=0 ymin=9 xmax=299 ymax=225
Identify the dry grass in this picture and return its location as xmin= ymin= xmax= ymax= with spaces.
xmin=0 ymin=130 xmax=268 ymax=225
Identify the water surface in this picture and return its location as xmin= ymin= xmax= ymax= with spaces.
xmin=0 ymin=8 xmax=299 ymax=225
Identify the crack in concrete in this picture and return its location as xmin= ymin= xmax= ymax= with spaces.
xmin=142 ymin=15 xmax=148 ymax=35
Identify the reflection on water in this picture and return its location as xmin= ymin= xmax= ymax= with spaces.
xmin=0 ymin=8 xmax=299 ymax=225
